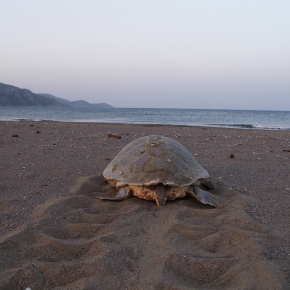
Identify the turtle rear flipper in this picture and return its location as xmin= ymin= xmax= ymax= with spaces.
xmin=203 ymin=179 xmax=215 ymax=189
xmin=98 ymin=187 xmax=132 ymax=201
xmin=187 ymin=185 xmax=219 ymax=207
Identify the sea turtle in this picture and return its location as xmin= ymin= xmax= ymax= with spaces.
xmin=99 ymin=135 xmax=219 ymax=207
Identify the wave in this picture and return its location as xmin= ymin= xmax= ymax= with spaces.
xmin=8 ymin=118 xmax=49 ymax=122
xmin=211 ymin=124 xmax=256 ymax=129
xmin=207 ymin=123 xmax=289 ymax=130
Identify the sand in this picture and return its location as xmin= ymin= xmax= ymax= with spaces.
xmin=0 ymin=121 xmax=290 ymax=289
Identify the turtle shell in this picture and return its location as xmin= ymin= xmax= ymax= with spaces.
xmin=103 ymin=135 xmax=209 ymax=187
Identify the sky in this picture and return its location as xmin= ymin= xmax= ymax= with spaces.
xmin=1 ymin=0 xmax=290 ymax=110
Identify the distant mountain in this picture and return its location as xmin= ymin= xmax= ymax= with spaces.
xmin=0 ymin=82 xmax=114 ymax=108
xmin=0 ymin=82 xmax=63 ymax=106
xmin=69 ymin=100 xmax=94 ymax=108
xmin=38 ymin=93 xmax=71 ymax=106
xmin=91 ymin=103 xmax=114 ymax=108
xmin=38 ymin=94 xmax=114 ymax=108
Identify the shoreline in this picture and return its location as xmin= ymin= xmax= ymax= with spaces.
xmin=1 ymin=120 xmax=290 ymax=288
xmin=2 ymin=119 xmax=290 ymax=131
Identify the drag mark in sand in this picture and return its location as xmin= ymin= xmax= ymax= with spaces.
xmin=0 ymin=175 xmax=287 ymax=289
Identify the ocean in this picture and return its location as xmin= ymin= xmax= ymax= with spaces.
xmin=0 ymin=106 xmax=290 ymax=130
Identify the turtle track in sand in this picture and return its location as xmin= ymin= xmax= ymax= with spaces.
xmin=0 ymin=176 xmax=288 ymax=289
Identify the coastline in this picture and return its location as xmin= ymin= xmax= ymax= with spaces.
xmin=1 ymin=106 xmax=290 ymax=130
xmin=1 ymin=120 xmax=290 ymax=288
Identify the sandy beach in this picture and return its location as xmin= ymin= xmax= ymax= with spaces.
xmin=1 ymin=121 xmax=290 ymax=289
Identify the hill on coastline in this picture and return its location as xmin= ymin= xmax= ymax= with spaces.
xmin=0 ymin=82 xmax=63 ymax=106
xmin=38 ymin=93 xmax=113 ymax=108
xmin=0 ymin=82 xmax=113 ymax=108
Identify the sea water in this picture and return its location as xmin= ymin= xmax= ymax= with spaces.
xmin=0 ymin=106 xmax=290 ymax=130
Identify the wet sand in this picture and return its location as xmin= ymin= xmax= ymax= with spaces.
xmin=0 ymin=121 xmax=290 ymax=289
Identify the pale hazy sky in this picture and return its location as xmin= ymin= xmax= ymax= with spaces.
xmin=1 ymin=0 xmax=290 ymax=110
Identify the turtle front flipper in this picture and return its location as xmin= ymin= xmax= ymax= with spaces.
xmin=187 ymin=185 xmax=219 ymax=207
xmin=98 ymin=186 xmax=132 ymax=201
